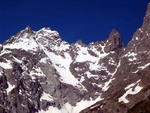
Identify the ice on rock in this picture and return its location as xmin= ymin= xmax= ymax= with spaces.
xmin=102 ymin=61 xmax=121 ymax=91
xmin=39 ymin=57 xmax=49 ymax=64
xmin=7 ymin=82 xmax=15 ymax=94
xmin=132 ymin=63 xmax=150 ymax=73
xmin=138 ymin=63 xmax=150 ymax=69
xmin=0 ymin=60 xmax=12 ymax=69
xmin=30 ymin=67 xmax=45 ymax=79
xmin=118 ymin=80 xmax=143 ymax=103
xmin=40 ymin=92 xmax=53 ymax=101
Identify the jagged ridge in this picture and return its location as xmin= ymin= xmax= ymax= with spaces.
xmin=81 ymin=2 xmax=150 ymax=113
xmin=0 ymin=25 xmax=124 ymax=113
xmin=0 ymin=2 xmax=150 ymax=113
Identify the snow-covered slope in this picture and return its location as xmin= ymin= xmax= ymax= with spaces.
xmin=1 ymin=3 xmax=150 ymax=113
xmin=0 ymin=25 xmax=124 ymax=113
xmin=81 ymin=3 xmax=150 ymax=113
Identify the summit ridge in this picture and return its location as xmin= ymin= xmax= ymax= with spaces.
xmin=0 ymin=2 xmax=150 ymax=113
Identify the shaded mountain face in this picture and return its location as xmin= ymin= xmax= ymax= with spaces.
xmin=81 ymin=3 xmax=150 ymax=113
xmin=0 ymin=3 xmax=150 ymax=113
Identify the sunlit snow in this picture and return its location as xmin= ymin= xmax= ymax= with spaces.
xmin=39 ymin=96 xmax=103 ymax=113
xmin=102 ymin=61 xmax=121 ymax=91
xmin=30 ymin=67 xmax=45 ymax=79
xmin=40 ymin=92 xmax=53 ymax=101
xmin=4 ymin=38 xmax=38 ymax=51
xmin=7 ymin=82 xmax=15 ymax=94
xmin=38 ymin=43 xmax=86 ymax=90
xmin=0 ymin=60 xmax=12 ymax=69
xmin=118 ymin=80 xmax=143 ymax=103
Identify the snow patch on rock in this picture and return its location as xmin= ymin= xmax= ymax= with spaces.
xmin=118 ymin=80 xmax=143 ymax=103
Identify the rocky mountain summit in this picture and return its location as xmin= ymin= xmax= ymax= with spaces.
xmin=81 ymin=3 xmax=150 ymax=113
xmin=0 ymin=2 xmax=150 ymax=113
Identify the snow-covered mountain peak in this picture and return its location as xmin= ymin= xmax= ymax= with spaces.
xmin=0 ymin=24 xmax=124 ymax=113
xmin=1 ymin=3 xmax=150 ymax=113
xmin=36 ymin=27 xmax=60 ymax=40
xmin=24 ymin=26 xmax=33 ymax=32
xmin=2 ymin=27 xmax=65 ymax=53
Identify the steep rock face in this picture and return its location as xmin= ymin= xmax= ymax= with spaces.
xmin=104 ymin=29 xmax=124 ymax=53
xmin=81 ymin=2 xmax=150 ymax=113
xmin=1 ymin=2 xmax=150 ymax=113
xmin=0 ymin=25 xmax=124 ymax=113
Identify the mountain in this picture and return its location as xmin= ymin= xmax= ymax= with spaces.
xmin=0 ymin=3 xmax=150 ymax=113
xmin=81 ymin=3 xmax=150 ymax=113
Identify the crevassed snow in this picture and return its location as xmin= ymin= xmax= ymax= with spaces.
xmin=39 ymin=96 xmax=103 ymax=113
xmin=118 ymin=80 xmax=143 ymax=103
xmin=40 ymin=92 xmax=53 ymax=101
xmin=4 ymin=38 xmax=38 ymax=51
xmin=0 ymin=60 xmax=12 ymax=69
xmin=38 ymin=43 xmax=86 ymax=90
xmin=7 ymin=82 xmax=15 ymax=94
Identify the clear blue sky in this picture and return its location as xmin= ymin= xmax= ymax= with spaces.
xmin=0 ymin=0 xmax=149 ymax=46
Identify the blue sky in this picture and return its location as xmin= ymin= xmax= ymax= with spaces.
xmin=0 ymin=0 xmax=149 ymax=45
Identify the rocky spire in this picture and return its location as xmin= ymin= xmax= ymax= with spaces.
xmin=104 ymin=29 xmax=124 ymax=53
xmin=141 ymin=3 xmax=150 ymax=32
xmin=23 ymin=26 xmax=33 ymax=33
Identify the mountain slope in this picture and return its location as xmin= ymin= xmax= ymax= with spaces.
xmin=81 ymin=3 xmax=150 ymax=113
xmin=0 ymin=25 xmax=123 ymax=113
xmin=0 ymin=3 xmax=150 ymax=113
